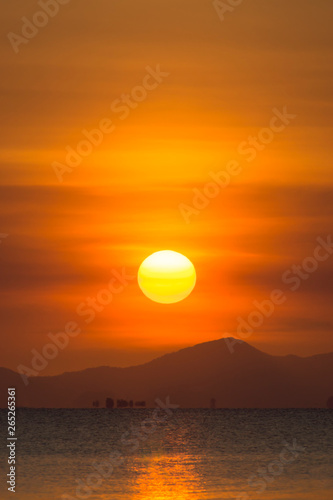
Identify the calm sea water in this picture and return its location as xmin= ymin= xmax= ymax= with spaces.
xmin=0 ymin=409 xmax=332 ymax=500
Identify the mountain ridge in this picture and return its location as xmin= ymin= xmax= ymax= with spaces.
xmin=1 ymin=337 xmax=332 ymax=408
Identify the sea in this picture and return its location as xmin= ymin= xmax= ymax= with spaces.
xmin=0 ymin=408 xmax=332 ymax=500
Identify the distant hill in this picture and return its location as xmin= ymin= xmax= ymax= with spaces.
xmin=1 ymin=338 xmax=333 ymax=408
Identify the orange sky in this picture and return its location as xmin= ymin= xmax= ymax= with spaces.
xmin=1 ymin=0 xmax=333 ymax=375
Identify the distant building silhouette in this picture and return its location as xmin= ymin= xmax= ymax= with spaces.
xmin=106 ymin=398 xmax=114 ymax=409
xmin=327 ymin=396 xmax=333 ymax=409
xmin=117 ymin=399 xmax=129 ymax=408
xmin=105 ymin=398 xmax=146 ymax=408
xmin=92 ymin=400 xmax=99 ymax=408
xmin=210 ymin=398 xmax=216 ymax=409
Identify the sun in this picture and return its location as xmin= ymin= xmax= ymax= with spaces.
xmin=137 ymin=250 xmax=196 ymax=304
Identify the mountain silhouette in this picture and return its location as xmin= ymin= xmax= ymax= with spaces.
xmin=1 ymin=338 xmax=332 ymax=408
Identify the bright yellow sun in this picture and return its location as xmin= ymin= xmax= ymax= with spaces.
xmin=137 ymin=250 xmax=196 ymax=304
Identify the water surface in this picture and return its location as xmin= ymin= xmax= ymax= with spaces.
xmin=0 ymin=409 xmax=332 ymax=499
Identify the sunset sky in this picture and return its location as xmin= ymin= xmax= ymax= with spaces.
xmin=1 ymin=0 xmax=333 ymax=375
